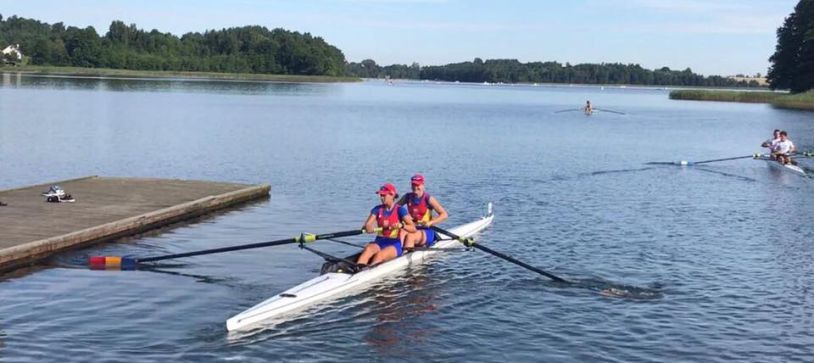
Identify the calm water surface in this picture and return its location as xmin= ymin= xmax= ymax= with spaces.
xmin=1 ymin=73 xmax=813 ymax=362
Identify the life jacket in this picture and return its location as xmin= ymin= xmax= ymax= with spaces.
xmin=406 ymin=192 xmax=433 ymax=224
xmin=377 ymin=204 xmax=401 ymax=238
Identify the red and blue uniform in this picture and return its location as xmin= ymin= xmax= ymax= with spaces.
xmin=371 ymin=204 xmax=409 ymax=256
xmin=404 ymin=192 xmax=437 ymax=247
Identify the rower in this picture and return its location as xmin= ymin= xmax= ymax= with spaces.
xmin=761 ymin=129 xmax=781 ymax=155
xmin=771 ymin=130 xmax=797 ymax=165
xmin=357 ymin=183 xmax=416 ymax=267
xmin=398 ymin=174 xmax=449 ymax=251
xmin=584 ymin=100 xmax=593 ymax=115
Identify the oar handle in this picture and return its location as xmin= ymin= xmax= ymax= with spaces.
xmin=315 ymin=228 xmax=378 ymax=240
xmin=429 ymin=225 xmax=466 ymax=244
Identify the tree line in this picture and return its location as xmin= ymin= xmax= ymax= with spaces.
xmin=0 ymin=14 xmax=347 ymax=76
xmin=768 ymin=0 xmax=814 ymax=93
xmin=346 ymin=58 xmax=760 ymax=87
xmin=0 ymin=13 xmax=781 ymax=88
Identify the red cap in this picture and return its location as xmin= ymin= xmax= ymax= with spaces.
xmin=410 ymin=174 xmax=425 ymax=186
xmin=376 ymin=183 xmax=397 ymax=196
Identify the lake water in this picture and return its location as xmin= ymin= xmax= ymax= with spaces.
xmin=1 ymin=73 xmax=813 ymax=362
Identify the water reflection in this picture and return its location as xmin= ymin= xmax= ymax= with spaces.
xmin=1 ymin=72 xmax=21 ymax=87
xmin=364 ymin=271 xmax=440 ymax=355
xmin=0 ymin=73 xmax=339 ymax=96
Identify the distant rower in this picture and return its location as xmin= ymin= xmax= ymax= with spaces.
xmin=583 ymin=100 xmax=593 ymax=115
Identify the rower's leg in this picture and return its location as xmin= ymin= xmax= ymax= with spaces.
xmin=414 ymin=230 xmax=428 ymax=248
xmin=371 ymin=246 xmax=398 ymax=264
xmin=403 ymin=231 xmax=417 ymax=250
xmin=399 ymin=229 xmax=409 ymax=249
xmin=356 ymin=243 xmax=380 ymax=265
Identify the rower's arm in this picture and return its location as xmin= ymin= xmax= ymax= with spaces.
xmin=363 ymin=214 xmax=377 ymax=234
xmin=427 ymin=196 xmax=449 ymax=226
xmin=401 ymin=215 xmax=417 ymax=233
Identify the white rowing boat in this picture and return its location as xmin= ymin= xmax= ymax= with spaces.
xmin=757 ymin=156 xmax=808 ymax=177
xmin=226 ymin=204 xmax=495 ymax=331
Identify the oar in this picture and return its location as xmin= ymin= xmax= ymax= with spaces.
xmin=555 ymin=108 xmax=580 ymax=113
xmin=646 ymin=154 xmax=757 ymax=166
xmin=594 ymin=108 xmax=626 ymax=115
xmin=89 ymin=228 xmax=377 ymax=270
xmin=430 ymin=225 xmax=569 ymax=283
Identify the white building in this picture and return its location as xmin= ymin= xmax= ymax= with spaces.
xmin=1 ymin=44 xmax=23 ymax=61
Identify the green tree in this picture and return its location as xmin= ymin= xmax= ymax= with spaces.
xmin=768 ymin=0 xmax=814 ymax=92
xmin=0 ymin=15 xmax=348 ymax=76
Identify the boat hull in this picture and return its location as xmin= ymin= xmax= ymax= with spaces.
xmin=226 ymin=207 xmax=494 ymax=331
xmin=760 ymin=157 xmax=808 ymax=177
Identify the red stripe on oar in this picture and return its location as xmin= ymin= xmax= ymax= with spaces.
xmin=89 ymin=256 xmax=108 ymax=270
xmin=89 ymin=256 xmax=123 ymax=269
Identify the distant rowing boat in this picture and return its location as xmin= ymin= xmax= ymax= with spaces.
xmin=554 ymin=108 xmax=626 ymax=115
xmin=226 ymin=204 xmax=495 ymax=331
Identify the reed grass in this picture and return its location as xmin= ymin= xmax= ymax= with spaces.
xmin=670 ymin=89 xmax=814 ymax=111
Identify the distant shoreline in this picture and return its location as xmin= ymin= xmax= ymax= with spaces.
xmin=669 ymin=89 xmax=814 ymax=111
xmin=0 ymin=65 xmax=361 ymax=83
xmin=384 ymin=78 xmax=770 ymax=91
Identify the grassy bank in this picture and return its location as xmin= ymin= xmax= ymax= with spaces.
xmin=669 ymin=89 xmax=780 ymax=103
xmin=669 ymin=89 xmax=814 ymax=111
xmin=770 ymin=90 xmax=814 ymax=111
xmin=0 ymin=65 xmax=361 ymax=83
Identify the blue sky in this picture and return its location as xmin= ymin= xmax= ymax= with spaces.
xmin=0 ymin=0 xmax=797 ymax=76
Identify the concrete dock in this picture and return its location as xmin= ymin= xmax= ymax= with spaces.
xmin=0 ymin=176 xmax=270 ymax=273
